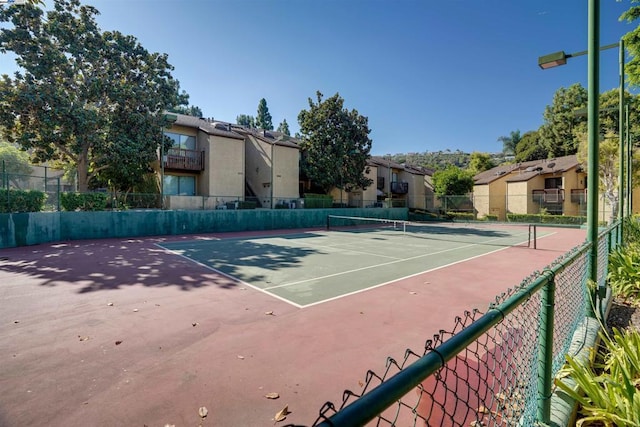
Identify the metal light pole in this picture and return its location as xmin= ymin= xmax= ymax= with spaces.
xmin=537 ymin=0 xmax=602 ymax=316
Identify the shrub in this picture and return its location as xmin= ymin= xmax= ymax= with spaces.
xmin=0 ymin=189 xmax=46 ymax=213
xmin=507 ymin=213 xmax=586 ymax=225
xmin=608 ymin=244 xmax=640 ymax=303
xmin=556 ymin=327 xmax=640 ymax=426
xmin=303 ymin=194 xmax=333 ymax=209
xmin=446 ymin=212 xmax=474 ymax=221
xmin=238 ymin=200 xmax=257 ymax=210
xmin=61 ymin=192 xmax=108 ymax=211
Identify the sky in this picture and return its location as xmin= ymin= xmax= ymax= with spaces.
xmin=0 ymin=0 xmax=635 ymax=156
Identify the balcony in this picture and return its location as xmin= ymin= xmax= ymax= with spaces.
xmin=570 ymin=188 xmax=587 ymax=204
xmin=532 ymin=188 xmax=565 ymax=204
xmin=391 ymin=181 xmax=409 ymax=195
xmin=163 ymin=148 xmax=204 ymax=171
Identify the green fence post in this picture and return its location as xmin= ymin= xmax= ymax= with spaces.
xmin=537 ymin=269 xmax=555 ymax=424
xmin=57 ymin=177 xmax=61 ymax=211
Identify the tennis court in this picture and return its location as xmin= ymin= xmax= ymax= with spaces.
xmin=0 ymin=220 xmax=586 ymax=426
xmin=159 ymin=217 xmax=547 ymax=307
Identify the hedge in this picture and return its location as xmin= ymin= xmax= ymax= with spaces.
xmin=304 ymin=194 xmax=333 ymax=209
xmin=61 ymin=192 xmax=109 ymax=211
xmin=0 ymin=189 xmax=46 ymax=213
xmin=507 ymin=213 xmax=586 ymax=225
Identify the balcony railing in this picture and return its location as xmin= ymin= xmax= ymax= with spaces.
xmin=570 ymin=188 xmax=587 ymax=204
xmin=532 ymin=188 xmax=565 ymax=204
xmin=163 ymin=148 xmax=204 ymax=171
xmin=391 ymin=181 xmax=409 ymax=195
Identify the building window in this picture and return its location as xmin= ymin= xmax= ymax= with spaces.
xmin=165 ymin=132 xmax=196 ymax=150
xmin=545 ymin=177 xmax=562 ymax=189
xmin=164 ymin=175 xmax=196 ymax=196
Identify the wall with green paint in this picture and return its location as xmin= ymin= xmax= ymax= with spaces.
xmin=0 ymin=208 xmax=408 ymax=249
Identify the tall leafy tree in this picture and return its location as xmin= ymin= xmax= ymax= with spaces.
xmin=432 ymin=166 xmax=474 ymax=196
xmin=622 ymin=2 xmax=640 ymax=87
xmin=236 ymin=114 xmax=255 ymax=128
xmin=497 ymin=130 xmax=521 ymax=155
xmin=577 ymin=130 xmax=640 ymax=223
xmin=170 ymin=105 xmax=203 ymax=118
xmin=539 ymin=83 xmax=588 ymax=158
xmin=298 ymin=91 xmax=373 ymax=193
xmin=0 ymin=140 xmax=33 ymax=188
xmin=468 ymin=152 xmax=495 ymax=174
xmin=256 ymin=98 xmax=273 ymax=130
xmin=514 ymin=130 xmax=548 ymax=162
xmin=277 ymin=119 xmax=290 ymax=136
xmin=0 ymin=0 xmax=187 ymax=192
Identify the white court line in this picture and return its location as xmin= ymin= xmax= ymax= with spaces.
xmin=157 ymin=231 xmax=557 ymax=309
xmin=301 ymin=231 xmax=558 ymax=308
xmin=154 ymin=243 xmax=304 ymax=309
xmin=263 ymin=231 xmax=537 ymax=291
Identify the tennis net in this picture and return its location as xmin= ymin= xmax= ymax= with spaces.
xmin=326 ymin=214 xmax=538 ymax=247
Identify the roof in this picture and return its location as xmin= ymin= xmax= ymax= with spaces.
xmin=231 ymin=126 xmax=301 ymax=149
xmin=170 ymin=114 xmax=245 ymax=140
xmin=474 ymin=155 xmax=581 ymax=185
xmin=368 ymin=156 xmax=433 ymax=176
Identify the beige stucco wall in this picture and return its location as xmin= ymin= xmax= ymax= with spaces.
xmin=203 ymin=134 xmax=245 ymax=205
xmin=404 ymin=172 xmax=426 ymax=209
xmin=506 ymin=181 xmax=531 ymax=214
xmin=473 ymin=184 xmax=490 ymax=219
xmin=272 ymin=143 xmax=300 ymax=205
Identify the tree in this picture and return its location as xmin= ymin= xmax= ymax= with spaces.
xmin=514 ymin=130 xmax=548 ymax=162
xmin=256 ymin=98 xmax=273 ymax=130
xmin=621 ymin=3 xmax=640 ymax=87
xmin=236 ymin=114 xmax=255 ymax=128
xmin=277 ymin=119 xmax=290 ymax=136
xmin=539 ymin=84 xmax=588 ymax=158
xmin=0 ymin=140 xmax=33 ymax=188
xmin=0 ymin=0 xmax=187 ymax=192
xmin=468 ymin=152 xmax=495 ymax=174
xmin=432 ymin=166 xmax=474 ymax=197
xmin=170 ymin=105 xmax=203 ymax=118
xmin=577 ymin=131 xmax=640 ymax=223
xmin=298 ymin=91 xmax=373 ymax=193
xmin=497 ymin=130 xmax=521 ymax=155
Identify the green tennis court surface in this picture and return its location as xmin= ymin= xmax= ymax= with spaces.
xmin=158 ymin=222 xmax=549 ymax=307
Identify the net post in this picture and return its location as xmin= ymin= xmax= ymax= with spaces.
xmin=326 ymin=215 xmax=330 ymax=231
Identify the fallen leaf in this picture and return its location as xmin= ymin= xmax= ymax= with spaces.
xmin=155 ymin=304 xmax=160 ymax=307
xmin=107 ymin=302 xmax=114 ymax=306
xmin=115 ymin=340 xmax=123 ymax=346
xmin=358 ymin=380 xmax=364 ymax=387
xmin=410 ymin=291 xmax=417 ymax=295
xmin=198 ymin=406 xmax=208 ymax=418
xmin=164 ymin=425 xmax=175 ymax=427
xmin=265 ymin=392 xmax=280 ymax=399
xmin=79 ymin=336 xmax=89 ymax=342
xmin=13 ymin=320 xmax=19 ymax=324
xmin=133 ymin=309 xmax=138 ymax=312
xmin=192 ymin=322 xmax=199 ymax=327
xmin=476 ymin=406 xmax=489 ymax=414
xmin=274 ymin=405 xmax=290 ymax=422
xmin=237 ymin=355 xmax=245 ymax=360
xmin=265 ymin=311 xmax=274 ymax=316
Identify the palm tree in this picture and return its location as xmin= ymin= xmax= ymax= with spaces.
xmin=497 ymin=130 xmax=521 ymax=155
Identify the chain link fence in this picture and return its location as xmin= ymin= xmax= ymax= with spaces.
xmin=309 ymin=223 xmax=620 ymax=427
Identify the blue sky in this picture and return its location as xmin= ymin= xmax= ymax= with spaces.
xmin=0 ymin=0 xmax=635 ymax=155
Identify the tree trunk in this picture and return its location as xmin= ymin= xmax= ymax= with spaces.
xmin=76 ymin=152 xmax=90 ymax=192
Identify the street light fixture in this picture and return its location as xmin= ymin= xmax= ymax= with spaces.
xmin=538 ymin=36 xmax=625 ymax=282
